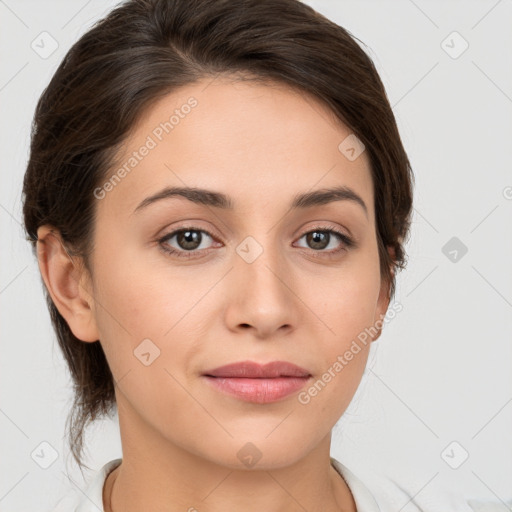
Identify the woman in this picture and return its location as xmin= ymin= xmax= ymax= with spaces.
xmin=23 ymin=0 xmax=416 ymax=510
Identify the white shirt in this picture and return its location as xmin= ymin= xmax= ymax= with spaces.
xmin=48 ymin=457 xmax=508 ymax=511
xmin=49 ymin=457 xmax=380 ymax=511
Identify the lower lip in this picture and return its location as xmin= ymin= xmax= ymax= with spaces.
xmin=202 ymin=376 xmax=311 ymax=403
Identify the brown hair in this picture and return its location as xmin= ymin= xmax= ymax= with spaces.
xmin=22 ymin=0 xmax=414 ymax=471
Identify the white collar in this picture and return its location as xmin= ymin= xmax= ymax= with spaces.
xmin=67 ymin=457 xmax=379 ymax=511
xmin=75 ymin=458 xmax=122 ymax=512
xmin=330 ymin=456 xmax=381 ymax=511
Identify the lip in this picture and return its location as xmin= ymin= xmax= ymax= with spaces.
xmin=202 ymin=361 xmax=312 ymax=404
xmin=203 ymin=360 xmax=311 ymax=378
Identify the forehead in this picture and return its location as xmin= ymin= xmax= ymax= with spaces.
xmin=97 ymin=75 xmax=374 ymax=222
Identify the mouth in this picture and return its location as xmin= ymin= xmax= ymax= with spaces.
xmin=201 ymin=360 xmax=312 ymax=403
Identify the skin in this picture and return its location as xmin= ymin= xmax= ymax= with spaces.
xmin=37 ymin=75 xmax=393 ymax=512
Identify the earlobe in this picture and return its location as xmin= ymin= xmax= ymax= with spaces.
xmin=36 ymin=225 xmax=99 ymax=343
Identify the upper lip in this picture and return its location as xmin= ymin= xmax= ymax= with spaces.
xmin=203 ymin=360 xmax=311 ymax=378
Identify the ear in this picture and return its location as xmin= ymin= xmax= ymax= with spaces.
xmin=371 ymin=245 xmax=396 ymax=343
xmin=36 ymin=225 xmax=99 ymax=343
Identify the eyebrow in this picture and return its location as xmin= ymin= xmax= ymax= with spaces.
xmin=133 ymin=185 xmax=368 ymax=218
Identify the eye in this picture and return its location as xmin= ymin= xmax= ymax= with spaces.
xmin=157 ymin=225 xmax=355 ymax=260
xmin=294 ymin=226 xmax=354 ymax=256
xmin=158 ymin=227 xmax=218 ymax=259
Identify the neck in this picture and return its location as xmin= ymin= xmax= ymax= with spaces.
xmin=105 ymin=397 xmax=356 ymax=512
xmin=107 ymin=460 xmax=355 ymax=512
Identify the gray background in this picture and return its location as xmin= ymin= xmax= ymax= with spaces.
xmin=1 ymin=0 xmax=511 ymax=510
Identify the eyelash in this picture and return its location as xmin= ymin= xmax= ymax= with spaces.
xmin=158 ymin=226 xmax=356 ymax=259
xmin=157 ymin=225 xmax=355 ymax=260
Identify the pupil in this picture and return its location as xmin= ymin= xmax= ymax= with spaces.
xmin=179 ymin=230 xmax=201 ymax=250
xmin=308 ymin=231 xmax=328 ymax=250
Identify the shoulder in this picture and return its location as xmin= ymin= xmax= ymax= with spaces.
xmin=46 ymin=459 xmax=122 ymax=512
xmin=330 ymin=456 xmax=381 ymax=511
xmin=330 ymin=457 xmax=511 ymax=512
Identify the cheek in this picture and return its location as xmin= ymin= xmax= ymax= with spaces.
xmin=311 ymin=247 xmax=382 ymax=336
xmin=91 ymin=225 xmax=165 ymax=327
xmin=90 ymin=235 xmax=208 ymax=379
xmin=295 ymin=280 xmax=378 ymax=428
xmin=88 ymin=248 xmax=219 ymax=445
xmin=88 ymin=233 xmax=161 ymax=367
xmin=305 ymin=247 xmax=381 ymax=383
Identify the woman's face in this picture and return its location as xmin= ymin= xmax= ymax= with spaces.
xmin=81 ymin=76 xmax=391 ymax=468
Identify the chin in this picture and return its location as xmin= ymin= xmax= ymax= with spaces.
xmin=189 ymin=433 xmax=319 ymax=471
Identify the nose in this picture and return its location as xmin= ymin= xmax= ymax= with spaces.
xmin=224 ymin=238 xmax=301 ymax=340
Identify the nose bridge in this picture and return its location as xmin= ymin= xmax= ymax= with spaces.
xmin=235 ymin=232 xmax=287 ymax=290
xmin=228 ymin=231 xmax=297 ymax=334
